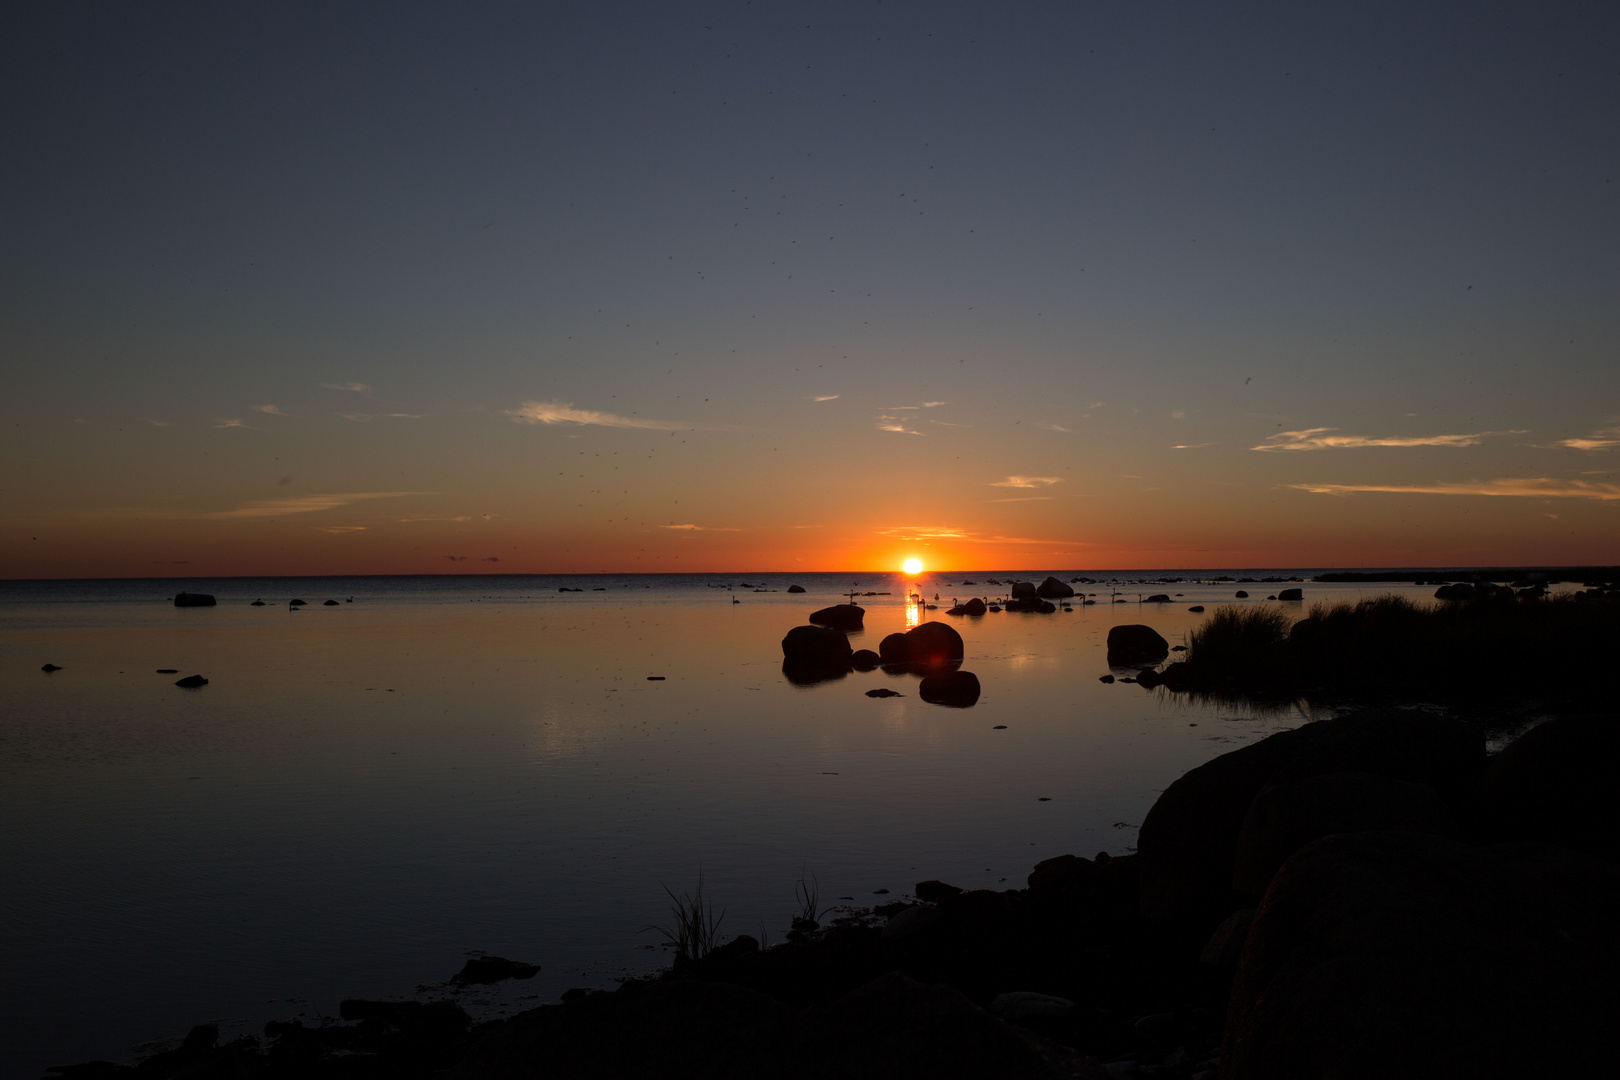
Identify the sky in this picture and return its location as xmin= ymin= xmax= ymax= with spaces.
xmin=3 ymin=0 xmax=1618 ymax=576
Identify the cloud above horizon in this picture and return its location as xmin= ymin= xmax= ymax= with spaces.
xmin=990 ymin=476 xmax=1062 ymax=488
xmin=1253 ymin=428 xmax=1517 ymax=452
xmin=660 ymin=523 xmax=740 ymax=531
xmin=321 ymin=382 xmax=371 ymax=393
xmin=509 ymin=400 xmax=685 ymax=429
xmin=1292 ymin=478 xmax=1620 ymax=500
xmin=207 ymin=492 xmax=430 ymax=519
xmin=1557 ymin=426 xmax=1620 ymax=451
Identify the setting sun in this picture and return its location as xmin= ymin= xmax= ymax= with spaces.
xmin=902 ymin=558 xmax=923 ymax=574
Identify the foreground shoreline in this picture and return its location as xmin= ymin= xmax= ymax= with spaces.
xmin=45 ymin=705 xmax=1619 ymax=1080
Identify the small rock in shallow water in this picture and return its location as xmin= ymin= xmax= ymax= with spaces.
xmin=1098 ymin=674 xmax=1115 ymax=683
xmin=646 ymin=676 xmax=665 ymax=680
xmin=993 ymin=725 xmax=1007 ymax=730
xmin=156 ymin=669 xmax=178 ymax=674
xmin=865 ymin=687 xmax=903 ymax=698
xmin=452 ymin=956 xmax=541 ymax=984
xmin=41 ymin=663 xmax=62 ymax=672
xmin=174 ymin=675 xmax=208 ymax=688
xmin=323 ymin=599 xmax=339 ymax=606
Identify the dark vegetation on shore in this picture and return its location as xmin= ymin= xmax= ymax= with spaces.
xmin=1313 ymin=565 xmax=1619 ymax=583
xmin=1149 ymin=589 xmax=1620 ymax=704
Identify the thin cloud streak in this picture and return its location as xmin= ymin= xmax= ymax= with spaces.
xmin=1292 ymin=478 xmax=1620 ymax=500
xmin=1558 ymin=426 xmax=1620 ymax=451
xmin=989 ymin=476 xmax=1061 ymax=488
xmin=1254 ymin=428 xmax=1518 ymax=452
xmin=321 ymin=382 xmax=372 ymax=393
xmin=207 ymin=492 xmax=430 ymax=519
xmin=660 ymin=523 xmax=740 ymax=531
xmin=811 ymin=394 xmax=840 ymax=402
xmin=509 ymin=400 xmax=685 ymax=430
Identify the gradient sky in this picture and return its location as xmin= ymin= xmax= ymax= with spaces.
xmin=4 ymin=1 xmax=1618 ymax=576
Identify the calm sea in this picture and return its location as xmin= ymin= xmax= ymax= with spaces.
xmin=0 ymin=570 xmax=1485 ymax=1076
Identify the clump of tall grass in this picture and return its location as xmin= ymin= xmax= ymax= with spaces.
xmin=646 ymin=874 xmax=725 ymax=962
xmin=1186 ymin=605 xmax=1293 ymax=675
xmin=792 ymin=872 xmax=830 ymax=933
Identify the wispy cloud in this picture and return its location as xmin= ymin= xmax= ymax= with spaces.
xmin=207 ymin=492 xmax=429 ymax=519
xmin=316 ymin=526 xmax=366 ymax=533
xmin=660 ymin=523 xmax=740 ymax=531
xmin=885 ymin=402 xmax=947 ymax=410
xmin=343 ymin=413 xmax=428 ymax=422
xmin=321 ymin=382 xmax=371 ymax=393
xmin=1254 ymin=428 xmax=1517 ymax=452
xmin=989 ymin=496 xmax=1054 ymax=503
xmin=876 ymin=415 xmax=924 ymax=435
xmin=811 ymin=394 xmax=840 ymax=402
xmin=509 ymin=400 xmax=685 ymax=430
xmin=876 ymin=525 xmax=1059 ymax=545
xmin=1173 ymin=443 xmax=1216 ymax=450
xmin=399 ymin=515 xmax=473 ymax=523
xmin=1037 ymin=423 xmax=1072 ymax=433
xmin=990 ymin=476 xmax=1062 ymax=488
xmin=255 ymin=405 xmax=284 ymax=415
xmin=1557 ymin=426 xmax=1620 ymax=451
xmin=1292 ymin=478 xmax=1620 ymax=500
xmin=215 ymin=419 xmax=247 ymax=429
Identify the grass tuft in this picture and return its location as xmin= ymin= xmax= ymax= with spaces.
xmin=646 ymin=874 xmax=725 ymax=962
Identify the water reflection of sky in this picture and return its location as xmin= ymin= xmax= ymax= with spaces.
xmin=0 ymin=572 xmax=1476 ymax=1074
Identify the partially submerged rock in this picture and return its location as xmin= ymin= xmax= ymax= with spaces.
xmin=1036 ymin=577 xmax=1074 ymax=599
xmin=452 ymin=956 xmax=540 ymax=985
xmin=1106 ymin=625 xmax=1169 ymax=666
xmin=809 ymin=605 xmax=864 ymax=631
xmin=174 ymin=592 xmax=216 ymax=607
xmin=174 ymin=674 xmax=209 ymax=688
xmin=918 ymin=670 xmax=980 ymax=707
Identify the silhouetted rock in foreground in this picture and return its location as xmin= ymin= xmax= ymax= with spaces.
xmin=781 ymin=625 xmax=852 ymax=665
xmin=809 ymin=605 xmax=864 ymax=631
xmin=1106 ymin=625 xmax=1168 ymax=666
xmin=918 ymin=670 xmax=981 ymax=707
xmin=904 ymin=622 xmax=965 ymax=672
xmin=1479 ymin=714 xmax=1620 ymax=861
xmin=453 ymin=957 xmax=540 ymax=985
xmin=1225 ymin=832 xmax=1620 ymax=1079
xmin=787 ymin=584 xmax=806 ymax=593
xmin=1136 ymin=709 xmax=1482 ymax=930
xmin=174 ymin=592 xmax=215 ymax=607
xmin=174 ymin=675 xmax=209 ymax=688
xmin=850 ymin=649 xmax=881 ymax=671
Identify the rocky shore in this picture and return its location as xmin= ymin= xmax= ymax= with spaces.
xmin=46 ymin=708 xmax=1619 ymax=1080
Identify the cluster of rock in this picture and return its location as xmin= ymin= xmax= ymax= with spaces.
xmin=779 ymin=609 xmax=981 ymax=706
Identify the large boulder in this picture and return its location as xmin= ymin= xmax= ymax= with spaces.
xmin=961 ymin=597 xmax=987 ymax=616
xmin=904 ymin=622 xmax=965 ymax=672
xmin=781 ymin=625 xmax=852 ymax=664
xmin=1036 ymin=577 xmax=1074 ymax=599
xmin=1230 ymin=772 xmax=1452 ymax=897
xmin=809 ymin=604 xmax=864 ymax=631
xmin=1276 ymin=587 xmax=1303 ymax=602
xmin=878 ymin=633 xmax=912 ymax=666
xmin=1479 ymin=715 xmax=1620 ymax=861
xmin=1004 ymin=597 xmax=1057 ymax=613
xmin=1009 ymin=581 xmax=1037 ymax=600
xmin=918 ymin=670 xmax=980 ymax=707
xmin=1224 ymin=832 xmax=1620 ymax=1079
xmin=1136 ymin=709 xmax=1483 ymax=928
xmin=1106 ymin=625 xmax=1169 ymax=666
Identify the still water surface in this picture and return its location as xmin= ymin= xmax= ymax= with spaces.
xmin=0 ymin=571 xmax=1448 ymax=1076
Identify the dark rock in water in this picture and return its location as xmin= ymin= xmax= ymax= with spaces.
xmin=905 ymin=622 xmax=965 ymax=672
xmin=1106 ymin=624 xmax=1169 ymax=666
xmin=1003 ymin=597 xmax=1056 ymax=613
xmin=850 ymin=649 xmax=881 ymax=670
xmin=156 ymin=669 xmax=178 ymax=674
xmin=250 ymin=600 xmax=266 ymax=606
xmin=1137 ymin=709 xmax=1483 ymax=929
xmin=1234 ymin=590 xmax=1249 ymax=598
xmin=1155 ymin=661 xmax=1192 ymax=691
xmin=1187 ymin=605 xmax=1205 ymax=613
xmin=1434 ymin=582 xmax=1474 ymax=601
xmin=781 ymin=625 xmax=852 ymax=665
xmin=1135 ymin=666 xmax=1162 ymax=689
xmin=918 ymin=669 xmax=980 ymax=707
xmin=787 ymin=584 xmax=806 ymax=593
xmin=913 ymin=879 xmax=962 ymax=902
xmin=809 ymin=604 xmax=864 ymax=631
xmin=865 ymin=687 xmax=903 ymax=698
xmin=41 ymin=663 xmax=62 ymax=672
xmin=781 ymin=657 xmax=849 ymax=686
xmin=1097 ymin=674 xmax=1114 ymax=683
xmin=1231 ymin=772 xmax=1452 ymax=897
xmin=323 ymin=599 xmax=340 ymax=606
xmin=1225 ymin=832 xmax=1620 ymax=1079
xmin=1480 ymin=715 xmax=1620 ymax=861
xmin=453 ymin=956 xmax=541 ymax=985
xmin=1171 ymin=645 xmax=1187 ymax=652
xmin=289 ymin=599 xmax=307 ymax=606
xmin=1277 ymin=587 xmax=1303 ymax=601
xmin=1144 ymin=593 xmax=1171 ymax=603
xmin=1265 ymin=595 xmax=1276 ymax=601
xmin=646 ymin=676 xmax=665 ymax=681
xmin=878 ymin=632 xmax=911 ymax=666
xmin=174 ymin=674 xmax=208 ymax=688
xmin=1010 ymin=581 xmax=1037 ymax=600
xmin=1036 ymin=576 xmax=1074 ymax=599
xmin=1026 ymin=854 xmax=1101 ymax=899
xmin=174 ymin=592 xmax=216 ymax=607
